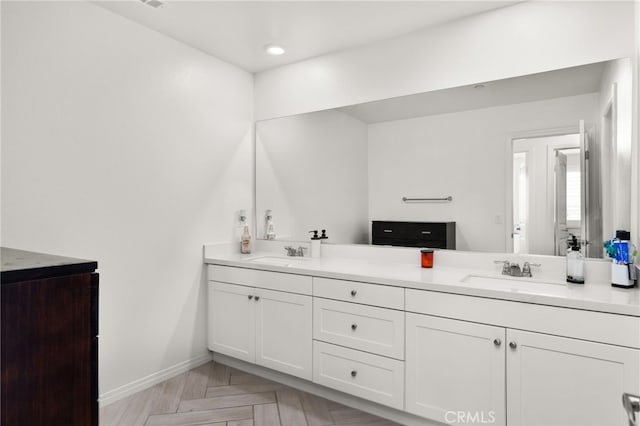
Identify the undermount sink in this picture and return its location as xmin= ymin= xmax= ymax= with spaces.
xmin=460 ymin=274 xmax=565 ymax=287
xmin=248 ymin=256 xmax=311 ymax=267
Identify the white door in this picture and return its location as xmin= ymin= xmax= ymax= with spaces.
xmin=405 ymin=313 xmax=506 ymax=426
xmin=255 ymin=288 xmax=312 ymax=380
xmin=554 ymin=150 xmax=568 ymax=255
xmin=506 ymin=329 xmax=640 ymax=426
xmin=512 ymin=151 xmax=530 ymax=254
xmin=208 ymin=281 xmax=255 ymax=363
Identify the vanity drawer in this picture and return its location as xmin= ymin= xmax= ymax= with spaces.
xmin=405 ymin=222 xmax=448 ymax=240
xmin=208 ymin=265 xmax=312 ymax=295
xmin=313 ymin=298 xmax=404 ymax=359
xmin=372 ymin=221 xmax=410 ymax=238
xmin=313 ymin=277 xmax=404 ymax=309
xmin=313 ymin=340 xmax=404 ymax=410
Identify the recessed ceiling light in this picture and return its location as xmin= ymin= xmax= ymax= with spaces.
xmin=474 ymin=84 xmax=486 ymax=89
xmin=265 ymin=45 xmax=285 ymax=56
xmin=139 ymin=0 xmax=164 ymax=8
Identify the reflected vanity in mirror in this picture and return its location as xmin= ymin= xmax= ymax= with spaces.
xmin=255 ymin=58 xmax=634 ymax=258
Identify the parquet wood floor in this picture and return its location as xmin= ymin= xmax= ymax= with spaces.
xmin=100 ymin=361 xmax=401 ymax=426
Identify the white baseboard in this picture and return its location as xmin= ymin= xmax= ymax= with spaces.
xmin=99 ymin=352 xmax=213 ymax=407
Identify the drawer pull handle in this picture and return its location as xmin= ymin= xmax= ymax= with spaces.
xmin=255 ymin=296 xmax=260 ymax=301
xmin=493 ymin=338 xmax=501 ymax=346
xmin=509 ymin=341 xmax=517 ymax=349
xmin=421 ymin=231 xmax=432 ymax=234
xmin=248 ymin=295 xmax=253 ymax=300
xmin=351 ymin=324 xmax=358 ymax=331
xmin=351 ymin=370 xmax=357 ymax=378
xmin=383 ymin=229 xmax=393 ymax=233
xmin=350 ymin=290 xmax=357 ymax=297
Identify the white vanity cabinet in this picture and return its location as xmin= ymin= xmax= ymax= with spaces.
xmin=208 ymin=266 xmax=313 ymax=380
xmin=405 ymin=289 xmax=640 ymax=426
xmin=206 ymin=260 xmax=640 ymax=426
xmin=506 ymin=329 xmax=639 ymax=426
xmin=405 ymin=313 xmax=506 ymax=425
xmin=208 ymin=281 xmax=255 ymax=363
xmin=312 ymin=277 xmax=406 ymax=410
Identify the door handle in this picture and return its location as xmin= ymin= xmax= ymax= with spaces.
xmin=623 ymin=393 xmax=640 ymax=426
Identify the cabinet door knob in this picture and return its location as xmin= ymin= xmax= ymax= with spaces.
xmin=255 ymin=296 xmax=260 ymax=301
xmin=509 ymin=341 xmax=517 ymax=349
xmin=350 ymin=290 xmax=357 ymax=297
xmin=350 ymin=370 xmax=357 ymax=378
xmin=493 ymin=338 xmax=501 ymax=346
xmin=248 ymin=295 xmax=253 ymax=300
xmin=351 ymin=324 xmax=358 ymax=331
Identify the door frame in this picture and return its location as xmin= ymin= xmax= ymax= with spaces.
xmin=505 ymin=125 xmax=580 ymax=253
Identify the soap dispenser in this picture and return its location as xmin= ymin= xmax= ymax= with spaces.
xmin=309 ymin=230 xmax=321 ymax=258
xmin=566 ymin=234 xmax=584 ymax=284
xmin=264 ymin=210 xmax=276 ymax=240
xmin=241 ymin=224 xmax=252 ymax=254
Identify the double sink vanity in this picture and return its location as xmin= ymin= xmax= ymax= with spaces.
xmin=204 ymin=242 xmax=640 ymax=426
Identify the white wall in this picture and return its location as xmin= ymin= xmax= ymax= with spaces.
xmin=254 ymin=1 xmax=634 ymax=121
xmin=598 ymin=58 xmax=633 ymax=239
xmin=1 ymin=1 xmax=253 ymax=400
xmin=256 ymin=110 xmax=368 ymax=244
xmin=368 ymin=94 xmax=598 ymax=253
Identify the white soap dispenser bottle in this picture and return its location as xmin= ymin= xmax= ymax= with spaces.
xmin=264 ymin=210 xmax=276 ymax=240
xmin=566 ymin=235 xmax=584 ymax=284
xmin=309 ymin=230 xmax=321 ymax=258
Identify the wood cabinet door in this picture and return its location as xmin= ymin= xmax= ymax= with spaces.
xmin=255 ymin=288 xmax=312 ymax=380
xmin=1 ymin=274 xmax=95 ymax=426
xmin=506 ymin=329 xmax=640 ymax=426
xmin=405 ymin=313 xmax=506 ymax=426
xmin=208 ymin=281 xmax=255 ymax=363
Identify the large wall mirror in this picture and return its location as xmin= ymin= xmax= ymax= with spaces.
xmin=255 ymin=58 xmax=634 ymax=258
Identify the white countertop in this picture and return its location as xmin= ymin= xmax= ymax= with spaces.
xmin=204 ymin=248 xmax=640 ymax=317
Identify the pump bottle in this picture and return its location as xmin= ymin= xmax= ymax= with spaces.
xmin=566 ymin=235 xmax=584 ymax=284
xmin=241 ymin=225 xmax=252 ymax=254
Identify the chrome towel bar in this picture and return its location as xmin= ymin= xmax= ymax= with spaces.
xmin=402 ymin=196 xmax=453 ymax=203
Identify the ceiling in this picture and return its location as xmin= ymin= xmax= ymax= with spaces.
xmin=337 ymin=61 xmax=606 ymax=124
xmin=94 ymin=1 xmax=518 ymax=73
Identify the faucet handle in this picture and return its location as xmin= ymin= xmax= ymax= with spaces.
xmin=522 ymin=262 xmax=541 ymax=277
xmin=494 ymin=260 xmax=511 ymax=275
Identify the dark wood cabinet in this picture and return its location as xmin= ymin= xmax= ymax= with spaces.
xmin=1 ymin=248 xmax=98 ymax=426
xmin=372 ymin=221 xmax=456 ymax=249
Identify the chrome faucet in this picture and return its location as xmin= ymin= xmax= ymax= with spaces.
xmin=494 ymin=260 xmax=541 ymax=277
xmin=284 ymin=246 xmax=307 ymax=257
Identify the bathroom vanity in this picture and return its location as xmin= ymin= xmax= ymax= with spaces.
xmin=204 ymin=243 xmax=640 ymax=426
